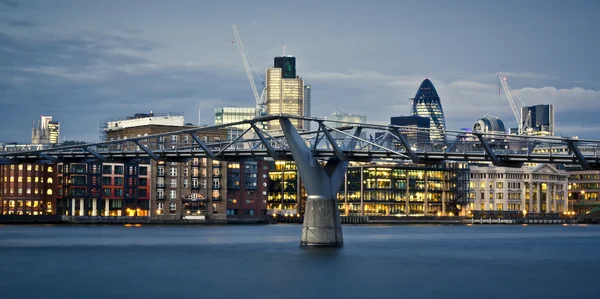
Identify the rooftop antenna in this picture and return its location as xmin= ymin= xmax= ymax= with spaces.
xmin=283 ymin=46 xmax=286 ymax=56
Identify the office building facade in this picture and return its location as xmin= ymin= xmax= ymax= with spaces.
xmin=410 ymin=79 xmax=447 ymax=144
xmin=325 ymin=111 xmax=367 ymax=128
xmin=266 ymin=56 xmax=305 ymax=131
xmin=567 ymin=170 xmax=600 ymax=215
xmin=268 ymin=161 xmax=470 ymax=217
xmin=214 ymin=107 xmax=258 ymax=130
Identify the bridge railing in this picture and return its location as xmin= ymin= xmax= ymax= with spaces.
xmin=2 ymin=115 xmax=600 ymax=168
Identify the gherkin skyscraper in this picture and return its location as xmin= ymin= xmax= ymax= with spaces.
xmin=410 ymin=78 xmax=447 ymax=144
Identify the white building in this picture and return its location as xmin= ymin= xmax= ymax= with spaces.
xmin=105 ymin=112 xmax=184 ymax=133
xmin=469 ymin=163 xmax=568 ymax=214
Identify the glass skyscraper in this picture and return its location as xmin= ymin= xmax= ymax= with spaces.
xmin=266 ymin=56 xmax=305 ymax=131
xmin=410 ymin=79 xmax=447 ymax=144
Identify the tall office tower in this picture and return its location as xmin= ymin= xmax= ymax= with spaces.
xmin=266 ymin=56 xmax=305 ymax=131
xmin=31 ymin=116 xmax=60 ymax=144
xmin=410 ymin=79 xmax=447 ymax=144
xmin=391 ymin=115 xmax=430 ymax=147
xmin=304 ymin=85 xmax=311 ymax=131
xmin=521 ymin=104 xmax=554 ymax=136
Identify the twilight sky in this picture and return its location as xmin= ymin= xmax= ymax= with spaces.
xmin=1 ymin=0 xmax=599 ymax=142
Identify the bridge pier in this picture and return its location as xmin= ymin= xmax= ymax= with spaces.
xmin=280 ymin=119 xmax=346 ymax=247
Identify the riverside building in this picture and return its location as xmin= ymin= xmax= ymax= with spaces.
xmin=566 ymin=169 xmax=600 ymax=215
xmin=0 ymin=163 xmax=58 ymax=215
xmin=103 ymin=112 xmax=230 ymax=221
xmin=268 ymin=161 xmax=470 ymax=217
xmin=468 ymin=163 xmax=568 ymax=217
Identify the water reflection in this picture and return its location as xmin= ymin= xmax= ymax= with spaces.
xmin=0 ymin=224 xmax=598 ymax=299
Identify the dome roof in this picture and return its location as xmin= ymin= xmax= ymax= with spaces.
xmin=473 ymin=115 xmax=506 ymax=133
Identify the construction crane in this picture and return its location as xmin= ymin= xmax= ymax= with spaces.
xmin=231 ymin=24 xmax=267 ymax=117
xmin=498 ymin=75 xmax=530 ymax=135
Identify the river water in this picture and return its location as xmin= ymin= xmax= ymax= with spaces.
xmin=0 ymin=224 xmax=598 ymax=299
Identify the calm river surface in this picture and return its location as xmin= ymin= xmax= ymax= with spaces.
xmin=0 ymin=224 xmax=598 ymax=299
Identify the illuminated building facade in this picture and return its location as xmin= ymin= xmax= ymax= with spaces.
xmin=266 ymin=56 xmax=305 ymax=131
xmin=469 ymin=164 xmax=568 ymax=217
xmin=268 ymin=161 xmax=469 ymax=216
xmin=410 ymin=79 xmax=446 ymax=144
xmin=566 ymin=170 xmax=600 ymax=215
xmin=268 ymin=161 xmax=304 ymax=214
xmin=0 ymin=163 xmax=57 ymax=215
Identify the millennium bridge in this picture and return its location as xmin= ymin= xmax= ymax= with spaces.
xmin=1 ymin=115 xmax=599 ymax=246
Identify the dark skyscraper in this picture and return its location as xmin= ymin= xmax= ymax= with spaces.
xmin=391 ymin=115 xmax=430 ymax=146
xmin=274 ymin=56 xmax=296 ymax=78
xmin=410 ymin=78 xmax=447 ymax=144
xmin=521 ymin=104 xmax=554 ymax=136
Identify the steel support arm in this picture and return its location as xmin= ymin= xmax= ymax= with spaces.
xmin=319 ymin=122 xmax=347 ymax=161
xmin=567 ymin=140 xmax=590 ymax=169
xmin=83 ymin=147 xmax=107 ymax=161
xmin=474 ymin=133 xmax=521 ymax=167
xmin=133 ymin=140 xmax=160 ymax=161
xmin=189 ymin=133 xmax=216 ymax=159
xmin=39 ymin=153 xmax=60 ymax=163
xmin=390 ymin=128 xmax=422 ymax=163
xmin=215 ymin=127 xmax=251 ymax=157
xmin=251 ymin=123 xmax=283 ymax=160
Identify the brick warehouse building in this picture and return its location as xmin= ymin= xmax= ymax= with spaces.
xmin=0 ymin=163 xmax=58 ymax=215
xmin=103 ymin=112 xmax=267 ymax=221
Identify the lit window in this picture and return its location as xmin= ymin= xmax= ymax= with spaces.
xmin=47 ymin=189 xmax=53 ymax=195
xmin=47 ymin=177 xmax=53 ymax=184
xmin=47 ymin=167 xmax=53 ymax=173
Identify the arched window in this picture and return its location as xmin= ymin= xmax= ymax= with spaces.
xmin=47 ymin=177 xmax=53 ymax=184
xmin=47 ymin=166 xmax=53 ymax=173
xmin=47 ymin=189 xmax=53 ymax=195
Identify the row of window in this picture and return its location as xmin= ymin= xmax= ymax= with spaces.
xmin=2 ymin=188 xmax=53 ymax=195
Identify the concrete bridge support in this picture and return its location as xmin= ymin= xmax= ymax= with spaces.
xmin=280 ymin=119 xmax=347 ymax=247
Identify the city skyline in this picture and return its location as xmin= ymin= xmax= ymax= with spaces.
xmin=1 ymin=0 xmax=599 ymax=142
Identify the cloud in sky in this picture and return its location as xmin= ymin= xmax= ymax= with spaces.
xmin=0 ymin=0 xmax=599 ymax=142
xmin=0 ymin=0 xmax=19 ymax=8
